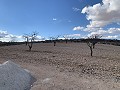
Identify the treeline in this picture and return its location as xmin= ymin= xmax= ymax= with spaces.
xmin=0 ymin=42 xmax=25 ymax=46
xmin=0 ymin=39 xmax=120 ymax=47
xmin=44 ymin=39 xmax=120 ymax=46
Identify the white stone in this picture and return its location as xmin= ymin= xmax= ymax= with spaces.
xmin=0 ymin=60 xmax=35 ymax=90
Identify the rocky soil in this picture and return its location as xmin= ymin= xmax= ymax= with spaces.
xmin=0 ymin=42 xmax=120 ymax=90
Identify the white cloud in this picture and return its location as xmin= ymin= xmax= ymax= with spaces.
xmin=73 ymin=26 xmax=84 ymax=30
xmin=0 ymin=30 xmax=9 ymax=38
xmin=102 ymin=35 xmax=120 ymax=39
xmin=0 ymin=30 xmax=44 ymax=42
xmin=0 ymin=32 xmax=24 ymax=42
xmin=53 ymin=18 xmax=57 ymax=21
xmin=89 ymin=28 xmax=120 ymax=35
xmin=66 ymin=34 xmax=81 ymax=37
xmin=35 ymin=36 xmax=45 ymax=41
xmin=73 ymin=26 xmax=120 ymax=39
xmin=87 ymin=28 xmax=120 ymax=39
xmin=73 ymin=7 xmax=81 ymax=12
xmin=78 ymin=0 xmax=120 ymax=39
xmin=81 ymin=0 xmax=120 ymax=28
xmin=62 ymin=34 xmax=81 ymax=39
xmin=108 ymin=28 xmax=120 ymax=34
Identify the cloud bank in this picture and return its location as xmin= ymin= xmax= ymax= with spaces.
xmin=73 ymin=0 xmax=120 ymax=39
xmin=73 ymin=26 xmax=84 ymax=31
xmin=0 ymin=30 xmax=21 ymax=42
xmin=81 ymin=0 xmax=120 ymax=28
xmin=0 ymin=30 xmax=44 ymax=42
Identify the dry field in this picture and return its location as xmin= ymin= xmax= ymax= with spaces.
xmin=0 ymin=42 xmax=120 ymax=90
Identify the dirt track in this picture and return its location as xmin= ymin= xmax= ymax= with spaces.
xmin=0 ymin=42 xmax=120 ymax=90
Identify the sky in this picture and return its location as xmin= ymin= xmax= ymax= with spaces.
xmin=0 ymin=0 xmax=120 ymax=42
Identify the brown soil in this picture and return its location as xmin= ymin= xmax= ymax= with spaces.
xmin=0 ymin=42 xmax=120 ymax=90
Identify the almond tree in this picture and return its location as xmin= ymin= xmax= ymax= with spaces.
xmin=23 ymin=32 xmax=38 ymax=51
xmin=86 ymin=34 xmax=102 ymax=56
xmin=63 ymin=35 xmax=70 ymax=44
xmin=87 ymin=42 xmax=93 ymax=56
xmin=89 ymin=34 xmax=102 ymax=49
xmin=50 ymin=35 xmax=60 ymax=46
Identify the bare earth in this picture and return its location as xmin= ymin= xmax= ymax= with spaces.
xmin=0 ymin=43 xmax=120 ymax=90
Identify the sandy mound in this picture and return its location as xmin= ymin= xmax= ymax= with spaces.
xmin=0 ymin=61 xmax=35 ymax=90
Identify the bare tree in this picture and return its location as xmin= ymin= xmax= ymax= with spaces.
xmin=86 ymin=34 xmax=102 ymax=56
xmin=50 ymin=35 xmax=59 ymax=46
xmin=89 ymin=34 xmax=102 ymax=48
xmin=87 ymin=42 xmax=93 ymax=56
xmin=23 ymin=32 xmax=38 ymax=51
xmin=63 ymin=35 xmax=70 ymax=44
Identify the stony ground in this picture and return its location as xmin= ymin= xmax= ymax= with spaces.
xmin=0 ymin=42 xmax=120 ymax=90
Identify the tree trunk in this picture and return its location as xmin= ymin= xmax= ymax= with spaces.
xmin=29 ymin=45 xmax=32 ymax=51
xmin=54 ymin=41 xmax=56 ymax=46
xmin=25 ymin=42 xmax=28 ymax=46
xmin=90 ymin=46 xmax=93 ymax=56
xmin=93 ymin=44 xmax=95 ymax=49
xmin=65 ymin=40 xmax=67 ymax=44
xmin=87 ymin=42 xmax=93 ymax=57
xmin=92 ymin=42 xmax=96 ymax=49
xmin=28 ymin=42 xmax=33 ymax=51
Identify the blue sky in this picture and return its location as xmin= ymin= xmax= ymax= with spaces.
xmin=0 ymin=0 xmax=120 ymax=41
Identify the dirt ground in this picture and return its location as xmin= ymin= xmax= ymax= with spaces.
xmin=0 ymin=42 xmax=120 ymax=90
